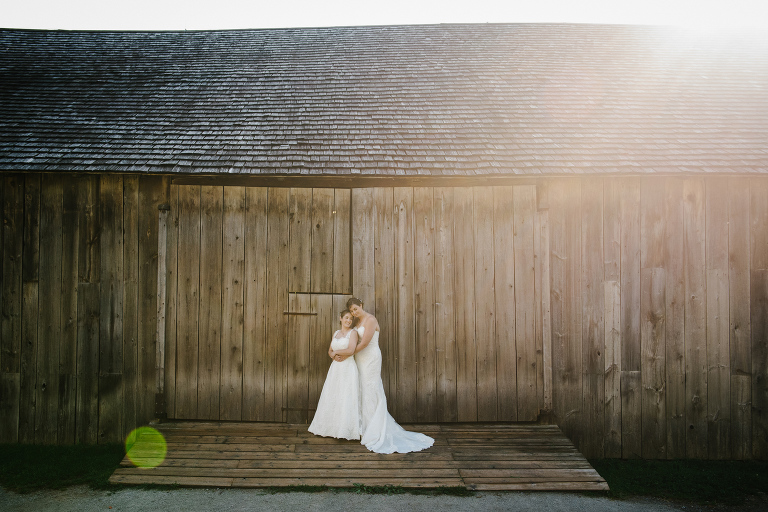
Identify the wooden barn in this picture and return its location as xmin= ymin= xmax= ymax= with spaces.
xmin=0 ymin=24 xmax=767 ymax=461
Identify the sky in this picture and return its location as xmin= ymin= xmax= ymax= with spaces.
xmin=2 ymin=0 xmax=767 ymax=31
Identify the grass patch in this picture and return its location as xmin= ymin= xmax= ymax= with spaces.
xmin=0 ymin=443 xmax=124 ymax=494
xmin=589 ymin=459 xmax=768 ymax=505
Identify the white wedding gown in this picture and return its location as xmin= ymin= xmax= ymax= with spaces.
xmin=355 ymin=325 xmax=434 ymax=453
xmin=307 ymin=329 xmax=361 ymax=440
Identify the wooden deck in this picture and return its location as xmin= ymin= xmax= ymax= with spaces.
xmin=109 ymin=422 xmax=608 ymax=491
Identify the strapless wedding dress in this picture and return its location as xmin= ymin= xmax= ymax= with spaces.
xmin=308 ymin=329 xmax=361 ymax=440
xmin=354 ymin=325 xmax=434 ymax=453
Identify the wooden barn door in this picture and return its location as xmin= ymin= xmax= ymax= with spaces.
xmin=164 ymin=185 xmax=351 ymax=422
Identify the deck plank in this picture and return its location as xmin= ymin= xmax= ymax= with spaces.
xmin=109 ymin=421 xmax=607 ymax=491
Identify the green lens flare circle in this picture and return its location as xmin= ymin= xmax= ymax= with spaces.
xmin=125 ymin=427 xmax=167 ymax=468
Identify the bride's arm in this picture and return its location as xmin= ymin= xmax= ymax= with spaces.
xmin=332 ymin=331 xmax=358 ymax=357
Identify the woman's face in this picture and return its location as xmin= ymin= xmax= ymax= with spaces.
xmin=341 ymin=312 xmax=354 ymax=328
xmin=348 ymin=304 xmax=363 ymax=318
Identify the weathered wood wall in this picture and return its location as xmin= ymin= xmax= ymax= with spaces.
xmin=0 ymin=173 xmax=168 ymax=444
xmin=546 ymin=177 xmax=768 ymax=459
xmin=1 ymin=174 xmax=767 ymax=461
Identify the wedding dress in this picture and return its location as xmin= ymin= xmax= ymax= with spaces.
xmin=355 ymin=325 xmax=434 ymax=453
xmin=307 ymin=329 xmax=361 ymax=440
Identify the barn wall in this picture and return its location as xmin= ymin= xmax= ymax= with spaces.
xmin=1 ymin=173 xmax=767 ymax=461
xmin=0 ymin=173 xmax=168 ymax=444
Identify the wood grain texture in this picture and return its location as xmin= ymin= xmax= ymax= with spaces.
xmin=414 ymin=187 xmax=436 ymax=422
xmin=454 ymin=187 xmax=477 ymax=422
xmin=121 ymin=176 xmax=139 ymax=440
xmin=603 ymin=179 xmax=622 ymax=458
xmin=308 ymin=294 xmax=334 ymax=422
xmin=37 ymin=174 xmax=64 ymax=444
xmin=288 ymin=188 xmax=312 ymax=293
xmin=475 ymin=186 xmax=497 ymax=422
xmin=434 ymin=187 xmax=457 ymax=422
xmin=664 ymin=178 xmax=686 ymax=459
xmin=351 ymin=188 xmax=375 ymax=311
xmin=751 ymin=177 xmax=768 ymax=458
xmin=164 ymin=185 xmax=179 ymax=419
xmin=705 ymin=178 xmax=730 ymax=459
xmin=728 ymin=179 xmax=751 ymax=459
xmin=220 ymin=187 xmax=245 ymax=421
xmin=493 ymin=186 xmax=516 ymax=421
xmin=197 ymin=186 xmax=222 ymax=421
xmin=175 ymin=185 xmax=201 ymax=419
xmin=394 ymin=187 xmax=416 ymax=421
xmin=684 ymin=178 xmax=708 ymax=459
xmin=580 ymin=179 xmax=604 ymax=458
xmin=243 ymin=187 xmax=268 ymax=421
xmin=266 ymin=188 xmax=290 ymax=422
xmin=310 ymin=188 xmax=334 ymax=293
xmin=373 ymin=188 xmax=395 ymax=400
xmin=514 ymin=185 xmax=536 ymax=422
xmin=286 ymin=293 xmax=311 ymax=423
xmin=333 ymin=190 xmax=351 ymax=294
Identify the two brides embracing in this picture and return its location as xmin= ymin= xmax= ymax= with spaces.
xmin=308 ymin=297 xmax=434 ymax=454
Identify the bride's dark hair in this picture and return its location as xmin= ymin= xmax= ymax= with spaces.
xmin=346 ymin=297 xmax=363 ymax=309
xmin=339 ymin=309 xmax=359 ymax=328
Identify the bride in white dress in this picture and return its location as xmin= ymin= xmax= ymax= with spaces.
xmin=308 ymin=311 xmax=361 ymax=440
xmin=335 ymin=297 xmax=434 ymax=454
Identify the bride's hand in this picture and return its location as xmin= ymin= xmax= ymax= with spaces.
xmin=335 ymin=354 xmax=349 ymax=362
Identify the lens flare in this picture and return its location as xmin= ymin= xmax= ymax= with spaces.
xmin=125 ymin=427 xmax=167 ymax=468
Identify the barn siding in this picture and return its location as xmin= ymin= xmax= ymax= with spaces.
xmin=0 ymin=173 xmax=767 ymax=461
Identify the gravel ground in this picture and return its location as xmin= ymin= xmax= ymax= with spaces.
xmin=0 ymin=486 xmax=733 ymax=512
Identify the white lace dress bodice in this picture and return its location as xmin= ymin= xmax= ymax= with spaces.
xmin=355 ymin=325 xmax=434 ymax=454
xmin=307 ymin=329 xmax=361 ymax=440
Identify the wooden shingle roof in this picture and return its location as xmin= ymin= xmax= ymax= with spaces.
xmin=1 ymin=24 xmax=767 ymax=176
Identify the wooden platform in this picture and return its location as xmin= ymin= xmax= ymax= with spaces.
xmin=109 ymin=422 xmax=608 ymax=491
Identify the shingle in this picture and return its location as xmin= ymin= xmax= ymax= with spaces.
xmin=0 ymin=24 xmax=766 ymax=176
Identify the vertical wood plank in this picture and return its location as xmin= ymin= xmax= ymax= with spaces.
xmin=514 ymin=185 xmax=537 ymax=422
xmin=750 ymin=177 xmax=768 ymax=458
xmin=2 ymin=175 xmax=23 ymax=375
xmin=266 ymin=188 xmax=290 ymax=421
xmin=310 ymin=188 xmax=335 ymax=293
xmin=243 ymin=187 xmax=268 ymax=421
xmin=352 ymin=188 xmax=375 ymax=313
xmin=414 ymin=187 xmax=436 ymax=422
xmin=539 ymin=208 xmax=553 ymax=414
xmin=581 ymin=179 xmax=605 ymax=458
xmin=121 ymin=176 xmax=139 ymax=439
xmin=664 ymin=177 xmax=687 ymax=459
xmin=289 ymin=188 xmax=312 ymax=293
xmin=705 ymin=178 xmax=730 ymax=459
xmin=728 ymin=179 xmax=751 ymax=459
xmin=164 ymin=184 xmax=179 ymax=418
xmin=309 ymin=293 xmax=334 ymax=423
xmin=197 ymin=186 xmax=222 ymax=420
xmin=454 ymin=187 xmax=477 ymax=422
xmin=75 ymin=176 xmax=99 ymax=444
xmin=1 ymin=175 xmax=24 ymax=442
xmin=434 ymin=187 xmax=457 ymax=422
xmin=220 ymin=186 xmax=245 ymax=421
xmin=286 ymin=293 xmax=311 ymax=423
xmin=549 ymin=180 xmax=583 ymax=447
xmin=394 ymin=187 xmax=416 ymax=421
xmin=640 ymin=179 xmax=667 ymax=459
xmin=37 ymin=174 xmax=63 ymax=444
xmin=620 ymin=178 xmax=641 ymax=457
xmin=57 ymin=177 xmax=79 ymax=444
xmin=137 ymin=176 xmax=167 ymax=425
xmin=373 ymin=188 xmax=395 ymax=400
xmin=175 ymin=185 xmax=200 ymax=419
xmin=333 ymin=189 xmax=351 ymax=294
xmin=475 ymin=186 xmax=497 ymax=422
xmin=603 ymin=179 xmax=622 ymax=458
xmin=684 ymin=178 xmax=708 ymax=458
xmin=493 ymin=186 xmax=516 ymax=421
